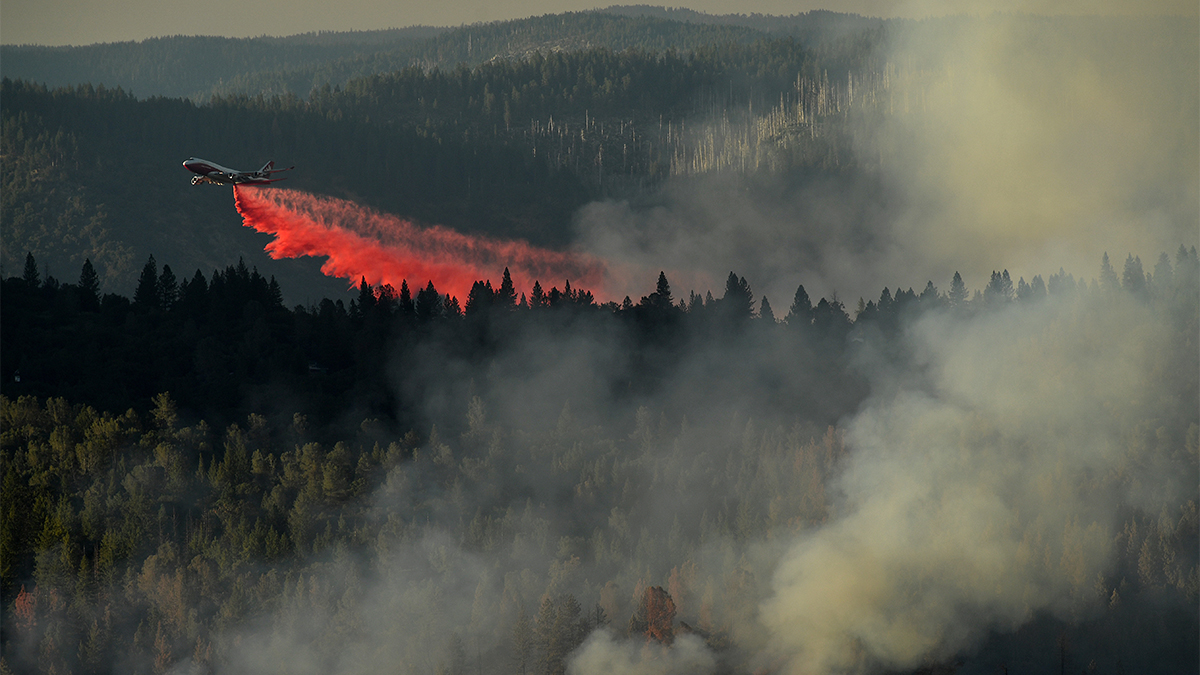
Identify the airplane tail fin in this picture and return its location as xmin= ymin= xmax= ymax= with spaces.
xmin=259 ymin=161 xmax=275 ymax=174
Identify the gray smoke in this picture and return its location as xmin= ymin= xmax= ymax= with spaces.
xmin=759 ymin=291 xmax=1187 ymax=672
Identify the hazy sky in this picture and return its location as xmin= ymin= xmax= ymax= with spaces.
xmin=3 ymin=0 xmax=1194 ymax=46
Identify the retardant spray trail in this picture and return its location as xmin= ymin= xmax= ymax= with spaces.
xmin=233 ymin=186 xmax=609 ymax=301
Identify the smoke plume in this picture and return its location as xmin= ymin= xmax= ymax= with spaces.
xmin=233 ymin=186 xmax=610 ymax=301
xmin=574 ymin=12 xmax=1197 ymax=304
xmin=871 ymin=13 xmax=1198 ymax=292
xmin=757 ymin=290 xmax=1189 ymax=673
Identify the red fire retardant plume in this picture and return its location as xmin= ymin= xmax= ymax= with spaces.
xmin=233 ymin=186 xmax=609 ymax=301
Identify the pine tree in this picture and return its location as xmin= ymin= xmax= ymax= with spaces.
xmin=919 ymin=280 xmax=939 ymax=305
xmin=1016 ymin=277 xmax=1032 ymax=302
xmin=1122 ymin=254 xmax=1146 ymax=294
xmin=151 ymin=392 xmax=179 ymax=433
xmin=786 ymin=284 xmax=813 ymax=326
xmin=1099 ymin=252 xmax=1119 ymax=294
xmin=534 ymin=595 xmax=558 ymax=675
xmin=416 ymin=281 xmax=442 ymax=321
xmin=721 ymin=272 xmax=753 ymax=321
xmin=984 ymin=270 xmax=1014 ymax=304
xmin=355 ymin=277 xmax=375 ymax=318
xmin=78 ymin=258 xmax=100 ymax=309
xmin=1152 ymin=252 xmax=1174 ymax=296
xmin=134 ymin=255 xmax=159 ymax=311
xmin=878 ymin=287 xmax=894 ymax=312
xmin=498 ymin=267 xmax=518 ymax=308
xmin=398 ymin=280 xmax=415 ymax=318
xmin=22 ymin=252 xmax=39 ymax=287
xmin=268 ymin=277 xmax=284 ymax=309
xmin=158 ymin=264 xmax=178 ymax=311
xmin=512 ymin=605 xmax=534 ymax=675
xmin=553 ymin=594 xmax=584 ymax=665
xmin=654 ymin=271 xmax=673 ymax=309
xmin=1029 ymin=275 xmax=1046 ymax=300
xmin=465 ymin=280 xmax=494 ymax=316
xmin=948 ymin=271 xmax=968 ymax=308
xmin=530 ymin=281 xmax=547 ymax=310
xmin=759 ymin=296 xmax=776 ymax=323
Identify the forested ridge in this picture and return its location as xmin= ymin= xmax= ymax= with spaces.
xmin=4 ymin=11 xmax=1190 ymax=302
xmin=0 ymin=32 xmax=876 ymax=298
xmin=0 ymin=9 xmax=883 ymax=101
xmin=1 ymin=245 xmax=1197 ymax=674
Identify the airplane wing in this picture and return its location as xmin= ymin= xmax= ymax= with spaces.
xmin=260 ymin=163 xmax=295 ymax=176
xmin=235 ymin=175 xmax=289 ymax=185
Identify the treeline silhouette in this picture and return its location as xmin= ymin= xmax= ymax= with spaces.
xmin=5 ymin=247 xmax=1197 ymax=432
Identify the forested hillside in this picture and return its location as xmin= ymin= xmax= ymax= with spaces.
xmin=0 ymin=30 xmax=880 ymax=299
xmin=5 ymin=11 xmax=1190 ymax=303
xmin=1 ymin=246 xmax=1197 ymax=674
xmin=0 ymin=9 xmax=882 ymax=101
xmin=0 ymin=28 xmax=445 ymax=101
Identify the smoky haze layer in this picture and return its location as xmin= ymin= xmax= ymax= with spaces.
xmin=185 ymin=267 xmax=1195 ymax=675
xmin=3 ymin=248 xmax=1195 ymax=675
xmin=874 ymin=14 xmax=1199 ymax=294
xmin=760 ymin=290 xmax=1197 ymax=673
xmin=234 ymin=186 xmax=609 ymax=301
xmin=574 ymin=14 xmax=1198 ymax=305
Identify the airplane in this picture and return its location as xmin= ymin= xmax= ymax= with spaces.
xmin=183 ymin=157 xmax=294 ymax=186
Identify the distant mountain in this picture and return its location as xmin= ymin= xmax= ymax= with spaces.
xmin=0 ymin=27 xmax=446 ymax=100
xmin=0 ymin=9 xmax=882 ymax=101
xmin=598 ymin=6 xmax=886 ymax=41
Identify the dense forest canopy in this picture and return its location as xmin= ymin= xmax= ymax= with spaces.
xmin=1 ymin=245 xmax=1197 ymax=674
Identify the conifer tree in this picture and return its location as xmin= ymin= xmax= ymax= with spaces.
xmin=759 ymin=296 xmax=776 ymax=323
xmin=158 ymin=264 xmax=178 ymax=311
xmin=355 ymin=277 xmax=375 ymax=317
xmin=416 ymin=281 xmax=442 ymax=321
xmin=948 ymin=271 xmax=968 ymax=308
xmin=79 ymin=258 xmax=100 ymax=308
xmin=1029 ymin=275 xmax=1046 ymax=299
xmin=133 ymin=255 xmax=159 ymax=311
xmin=1122 ymin=254 xmax=1146 ymax=294
xmin=721 ymin=272 xmax=753 ymax=320
xmin=268 ymin=277 xmax=284 ymax=308
xmin=1099 ymin=252 xmax=1119 ymax=293
xmin=498 ymin=267 xmax=518 ymax=308
xmin=512 ymin=606 xmax=533 ymax=675
xmin=653 ymin=271 xmax=673 ymax=310
xmin=1152 ymin=252 xmax=1174 ymax=295
xmin=398 ymin=280 xmax=415 ymax=317
xmin=22 ymin=252 xmax=39 ymax=287
xmin=534 ymin=595 xmax=558 ymax=675
xmin=919 ymin=280 xmax=939 ymax=305
xmin=786 ymin=284 xmax=813 ymax=326
xmin=530 ymin=281 xmax=547 ymax=309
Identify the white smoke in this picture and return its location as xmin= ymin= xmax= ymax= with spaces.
xmin=759 ymin=291 xmax=1185 ymax=673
